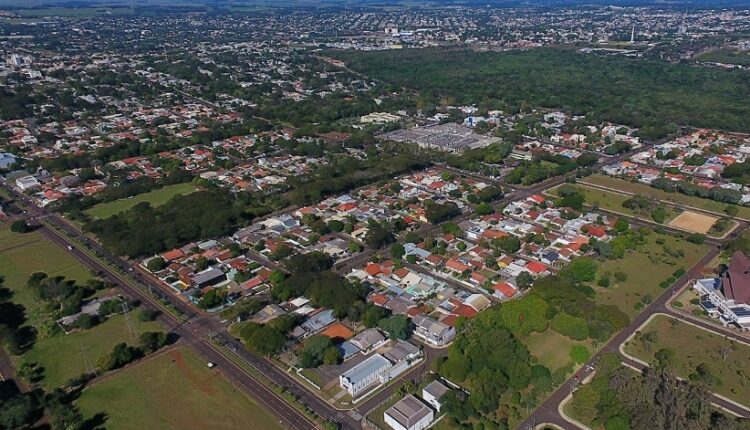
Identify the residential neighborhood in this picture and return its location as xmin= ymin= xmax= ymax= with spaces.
xmin=1 ymin=3 xmax=750 ymax=430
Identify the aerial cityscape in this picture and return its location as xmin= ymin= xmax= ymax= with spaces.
xmin=1 ymin=1 xmax=750 ymax=429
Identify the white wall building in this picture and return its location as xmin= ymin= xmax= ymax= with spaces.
xmin=339 ymin=353 xmax=391 ymax=397
xmin=384 ymin=394 xmax=434 ymax=430
xmin=422 ymin=380 xmax=450 ymax=412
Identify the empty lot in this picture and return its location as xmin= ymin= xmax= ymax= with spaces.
xmin=78 ymin=346 xmax=283 ymax=430
xmin=668 ymin=210 xmax=718 ymax=234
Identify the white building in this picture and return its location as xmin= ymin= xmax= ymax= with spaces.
xmin=361 ymin=112 xmax=400 ymax=124
xmin=412 ymin=314 xmax=456 ymax=346
xmin=339 ymin=340 xmax=422 ymax=397
xmin=15 ymin=175 xmax=40 ymax=191
xmin=692 ymin=251 xmax=750 ymax=330
xmin=384 ymin=394 xmax=434 ymax=430
xmin=339 ymin=353 xmax=391 ymax=397
xmin=422 ymin=380 xmax=450 ymax=412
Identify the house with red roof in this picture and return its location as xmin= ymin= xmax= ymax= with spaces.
xmin=585 ymin=225 xmax=607 ymax=238
xmin=369 ymin=293 xmax=390 ymax=307
xmin=482 ymin=229 xmax=509 ymax=240
xmin=425 ymin=254 xmax=444 ymax=266
xmin=524 ymin=261 xmax=548 ymax=275
xmin=528 ymin=194 xmax=546 ymax=204
xmin=364 ymin=263 xmax=382 ymax=277
xmin=492 ymin=282 xmax=517 ymax=299
xmin=470 ymin=272 xmax=487 ymax=286
xmin=161 ymin=249 xmax=185 ymax=262
xmin=445 ymin=259 xmax=471 ymax=274
xmin=240 ymin=277 xmax=265 ymax=293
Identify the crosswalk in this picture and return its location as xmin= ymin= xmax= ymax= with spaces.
xmin=347 ymin=409 xmax=362 ymax=421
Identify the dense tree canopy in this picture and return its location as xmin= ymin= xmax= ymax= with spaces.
xmin=85 ymin=190 xmax=247 ymax=257
xmin=335 ymin=48 xmax=750 ymax=137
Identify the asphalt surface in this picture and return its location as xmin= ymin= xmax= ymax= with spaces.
xmin=39 ymin=223 xmax=324 ymax=430
xmin=5 ymin=181 xmax=454 ymax=430
xmin=0 ymin=141 xmax=700 ymax=430
xmin=1 ymin=185 xmax=331 ymax=430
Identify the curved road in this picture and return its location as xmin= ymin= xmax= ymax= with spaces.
xmin=516 ymin=244 xmax=750 ymax=430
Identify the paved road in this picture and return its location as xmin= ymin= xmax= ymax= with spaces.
xmin=0 ymin=141 xmax=668 ymax=430
xmin=515 ymin=244 xmax=750 ymax=430
xmin=38 ymin=223 xmax=325 ymax=430
xmin=356 ymin=343 xmax=448 ymax=417
xmin=0 ymin=183 xmax=335 ymax=430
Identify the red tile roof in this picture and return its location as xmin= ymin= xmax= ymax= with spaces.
xmin=370 ymin=294 xmax=389 ymax=306
xmin=493 ymin=282 xmax=517 ymax=298
xmin=365 ymin=263 xmax=382 ymax=277
xmin=161 ymin=249 xmax=185 ymax=262
xmin=241 ymin=277 xmax=264 ymax=291
xmin=446 ymin=259 xmax=471 ymax=273
xmin=525 ymin=261 xmax=547 ymax=274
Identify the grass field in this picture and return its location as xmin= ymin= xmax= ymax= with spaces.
xmin=20 ymin=313 xmax=163 ymax=389
xmin=590 ymin=232 xmax=708 ymax=317
xmin=580 ymin=175 xmax=750 ymax=219
xmin=77 ymin=346 xmax=284 ymax=430
xmin=0 ymin=227 xmax=169 ymax=388
xmin=0 ymin=227 xmax=94 ymax=327
xmin=525 ymin=330 xmax=592 ymax=372
xmin=548 ymin=183 xmax=679 ymax=223
xmin=696 ymin=49 xmax=750 ymax=67
xmin=84 ymin=183 xmax=197 ymax=219
xmin=625 ymin=314 xmax=750 ymax=405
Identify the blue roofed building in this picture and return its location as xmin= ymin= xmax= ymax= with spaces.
xmin=339 ymin=341 xmax=361 ymax=361
xmin=0 ymin=153 xmax=17 ymax=170
xmin=693 ymin=252 xmax=750 ymax=330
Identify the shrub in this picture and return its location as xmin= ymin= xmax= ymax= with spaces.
xmin=10 ymin=220 xmax=31 ymax=233
xmin=550 ymin=313 xmax=589 ymax=341
xmin=570 ymin=345 xmax=591 ymax=364
xmin=137 ymin=309 xmax=160 ymax=322
xmin=74 ymin=314 xmax=99 ymax=330
xmin=614 ymin=271 xmax=628 ymax=282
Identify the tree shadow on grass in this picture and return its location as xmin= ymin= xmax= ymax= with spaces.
xmin=80 ymin=412 xmax=109 ymax=430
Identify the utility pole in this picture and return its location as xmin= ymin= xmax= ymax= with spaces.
xmin=122 ymin=301 xmax=138 ymax=342
xmin=80 ymin=344 xmax=97 ymax=377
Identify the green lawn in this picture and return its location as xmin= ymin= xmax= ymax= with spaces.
xmin=300 ymin=368 xmax=325 ymax=388
xmin=20 ymin=313 xmax=163 ymax=389
xmin=84 ymin=183 xmax=197 ymax=219
xmin=525 ymin=330 xmax=591 ymax=373
xmin=0 ymin=227 xmax=94 ymax=327
xmin=549 ymin=183 xmax=679 ymax=223
xmin=590 ymin=233 xmax=708 ymax=317
xmin=625 ymin=314 xmax=750 ymax=405
xmin=78 ymin=346 xmax=284 ymax=430
xmin=696 ymin=49 xmax=750 ymax=67
xmin=0 ymin=226 xmax=167 ymax=389
xmin=581 ymin=175 xmax=750 ymax=220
